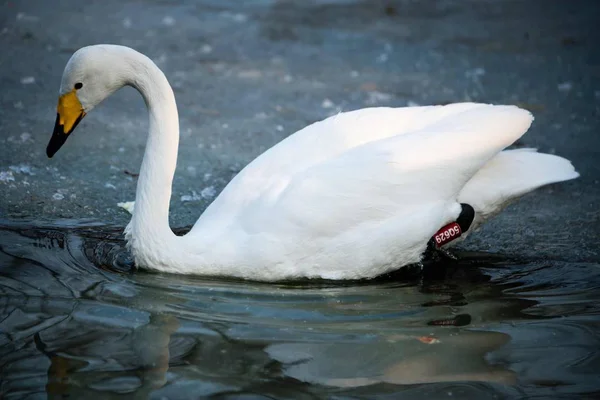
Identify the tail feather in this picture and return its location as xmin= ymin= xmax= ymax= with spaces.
xmin=458 ymin=149 xmax=579 ymax=231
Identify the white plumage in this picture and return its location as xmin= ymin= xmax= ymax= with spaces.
xmin=49 ymin=45 xmax=579 ymax=281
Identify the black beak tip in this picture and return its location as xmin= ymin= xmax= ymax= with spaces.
xmin=46 ymin=133 xmax=67 ymax=158
xmin=47 ymin=112 xmax=85 ymax=158
xmin=46 ymin=145 xmax=56 ymax=158
xmin=47 ymin=113 xmax=68 ymax=158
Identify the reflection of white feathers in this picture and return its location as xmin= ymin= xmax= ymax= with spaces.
xmin=59 ymin=45 xmax=578 ymax=280
xmin=267 ymin=330 xmax=515 ymax=387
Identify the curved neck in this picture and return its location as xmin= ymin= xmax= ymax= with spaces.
xmin=127 ymin=55 xmax=179 ymax=247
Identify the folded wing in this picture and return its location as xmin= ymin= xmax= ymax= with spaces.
xmin=196 ymin=103 xmax=531 ymax=233
xmin=240 ymin=105 xmax=534 ymax=241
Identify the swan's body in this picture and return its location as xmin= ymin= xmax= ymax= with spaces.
xmin=48 ymin=45 xmax=579 ymax=281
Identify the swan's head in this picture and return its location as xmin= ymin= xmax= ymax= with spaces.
xmin=47 ymin=45 xmax=130 ymax=157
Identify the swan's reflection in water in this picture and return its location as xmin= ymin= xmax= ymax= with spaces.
xmin=1 ymin=221 xmax=599 ymax=398
xmin=267 ymin=330 xmax=514 ymax=387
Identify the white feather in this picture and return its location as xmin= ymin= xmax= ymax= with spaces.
xmin=458 ymin=148 xmax=579 ymax=235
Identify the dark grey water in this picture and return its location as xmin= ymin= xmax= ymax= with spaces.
xmin=1 ymin=220 xmax=599 ymax=399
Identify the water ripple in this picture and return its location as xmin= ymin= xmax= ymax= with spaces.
xmin=0 ymin=220 xmax=599 ymax=398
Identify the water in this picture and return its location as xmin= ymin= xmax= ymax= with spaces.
xmin=1 ymin=220 xmax=599 ymax=399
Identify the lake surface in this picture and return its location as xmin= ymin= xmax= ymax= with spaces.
xmin=1 ymin=220 xmax=599 ymax=399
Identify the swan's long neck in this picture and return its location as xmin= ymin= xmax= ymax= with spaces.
xmin=126 ymin=54 xmax=180 ymax=258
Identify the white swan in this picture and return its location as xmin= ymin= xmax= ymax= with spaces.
xmin=47 ymin=45 xmax=579 ymax=281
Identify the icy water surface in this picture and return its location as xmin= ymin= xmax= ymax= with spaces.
xmin=1 ymin=220 xmax=599 ymax=399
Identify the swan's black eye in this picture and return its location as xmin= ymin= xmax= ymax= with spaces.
xmin=74 ymin=82 xmax=83 ymax=90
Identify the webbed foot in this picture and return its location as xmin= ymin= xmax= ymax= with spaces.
xmin=423 ymin=238 xmax=459 ymax=263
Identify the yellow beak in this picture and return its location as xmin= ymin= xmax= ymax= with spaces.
xmin=47 ymin=89 xmax=86 ymax=158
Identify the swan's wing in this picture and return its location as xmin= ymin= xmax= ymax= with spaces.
xmin=190 ymin=105 xmax=533 ymax=278
xmin=458 ymin=148 xmax=579 ymax=232
xmin=239 ymin=105 xmax=533 ymax=243
xmin=194 ymin=103 xmax=503 ymax=229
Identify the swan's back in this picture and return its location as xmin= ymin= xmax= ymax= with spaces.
xmin=229 ymin=103 xmax=487 ymax=180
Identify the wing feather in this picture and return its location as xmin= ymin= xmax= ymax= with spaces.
xmin=237 ymin=104 xmax=533 ymax=238
xmin=193 ymin=104 xmax=533 ymax=243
